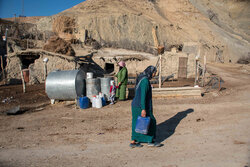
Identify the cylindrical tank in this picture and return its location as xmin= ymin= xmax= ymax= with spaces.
xmin=95 ymin=96 xmax=102 ymax=108
xmin=46 ymin=70 xmax=85 ymax=100
xmin=100 ymin=77 xmax=112 ymax=100
xmin=86 ymin=78 xmax=100 ymax=99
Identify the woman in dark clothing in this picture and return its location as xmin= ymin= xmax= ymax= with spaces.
xmin=130 ymin=66 xmax=162 ymax=148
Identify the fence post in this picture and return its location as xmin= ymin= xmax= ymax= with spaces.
xmin=19 ymin=64 xmax=26 ymax=93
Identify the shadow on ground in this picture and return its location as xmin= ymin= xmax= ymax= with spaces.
xmin=156 ymin=108 xmax=194 ymax=143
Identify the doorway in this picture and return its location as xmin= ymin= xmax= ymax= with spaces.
xmin=18 ymin=54 xmax=40 ymax=69
xmin=178 ymin=57 xmax=188 ymax=78
xmin=105 ymin=63 xmax=114 ymax=74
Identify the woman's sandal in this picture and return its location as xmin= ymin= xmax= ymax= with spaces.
xmin=129 ymin=143 xmax=143 ymax=148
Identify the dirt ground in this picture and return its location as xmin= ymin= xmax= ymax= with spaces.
xmin=0 ymin=84 xmax=49 ymax=113
xmin=0 ymin=63 xmax=249 ymax=167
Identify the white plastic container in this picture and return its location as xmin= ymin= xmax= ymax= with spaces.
xmin=95 ymin=96 xmax=102 ymax=108
xmin=86 ymin=72 xmax=94 ymax=79
xmin=92 ymin=96 xmax=96 ymax=107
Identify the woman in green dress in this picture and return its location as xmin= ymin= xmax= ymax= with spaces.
xmin=115 ymin=61 xmax=128 ymax=101
xmin=130 ymin=66 xmax=162 ymax=148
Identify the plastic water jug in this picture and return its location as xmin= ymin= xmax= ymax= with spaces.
xmin=95 ymin=96 xmax=102 ymax=108
xmin=135 ymin=116 xmax=151 ymax=134
xmin=92 ymin=96 xmax=96 ymax=107
xmin=79 ymin=96 xmax=89 ymax=109
xmin=101 ymin=97 xmax=106 ymax=106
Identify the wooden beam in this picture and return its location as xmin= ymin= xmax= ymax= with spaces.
xmin=19 ymin=64 xmax=26 ymax=93
xmin=152 ymin=87 xmax=202 ymax=97
xmin=127 ymin=87 xmax=202 ymax=98
xmin=153 ymin=87 xmax=202 ymax=91
xmin=195 ymin=59 xmax=198 ymax=85
xmin=44 ymin=63 xmax=47 ymax=81
xmin=158 ymin=54 xmax=162 ymax=88
xmin=152 ymin=27 xmax=159 ymax=48
xmin=0 ymin=55 xmax=5 ymax=79
xmin=202 ymin=54 xmax=206 ymax=87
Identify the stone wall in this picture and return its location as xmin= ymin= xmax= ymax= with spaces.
xmin=5 ymin=56 xmax=21 ymax=83
xmin=93 ymin=55 xmax=158 ymax=76
xmin=5 ymin=48 xmax=196 ymax=85
xmin=93 ymin=51 xmax=196 ymax=79
xmin=6 ymin=53 xmax=76 ymax=84
xmin=161 ymin=52 xmax=196 ymax=79
xmin=29 ymin=54 xmax=76 ymax=84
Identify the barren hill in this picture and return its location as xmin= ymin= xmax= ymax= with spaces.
xmin=35 ymin=0 xmax=250 ymax=63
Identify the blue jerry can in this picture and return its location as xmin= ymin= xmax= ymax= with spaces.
xmin=135 ymin=116 xmax=151 ymax=134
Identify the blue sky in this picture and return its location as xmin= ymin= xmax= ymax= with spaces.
xmin=0 ymin=0 xmax=85 ymax=18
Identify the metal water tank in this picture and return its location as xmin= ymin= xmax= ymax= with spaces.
xmin=46 ymin=70 xmax=85 ymax=100
xmin=86 ymin=78 xmax=101 ymax=99
xmin=100 ymin=77 xmax=112 ymax=100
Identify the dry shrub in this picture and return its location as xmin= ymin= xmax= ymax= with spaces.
xmin=43 ymin=36 xmax=75 ymax=56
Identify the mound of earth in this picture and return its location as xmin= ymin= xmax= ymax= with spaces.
xmin=12 ymin=0 xmax=249 ymax=63
xmin=37 ymin=0 xmax=248 ymax=63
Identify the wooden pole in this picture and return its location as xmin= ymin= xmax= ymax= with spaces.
xmin=158 ymin=54 xmax=162 ymax=88
xmin=44 ymin=63 xmax=47 ymax=81
xmin=202 ymin=55 xmax=206 ymax=87
xmin=152 ymin=27 xmax=159 ymax=49
xmin=27 ymin=38 xmax=28 ymax=49
xmin=195 ymin=46 xmax=201 ymax=86
xmin=0 ymin=55 xmax=5 ymax=79
xmin=194 ymin=59 xmax=197 ymax=86
xmin=19 ymin=64 xmax=26 ymax=93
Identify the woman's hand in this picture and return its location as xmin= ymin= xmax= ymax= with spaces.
xmin=141 ymin=110 xmax=146 ymax=117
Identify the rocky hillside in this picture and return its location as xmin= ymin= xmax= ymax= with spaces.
xmin=36 ymin=0 xmax=250 ymax=63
